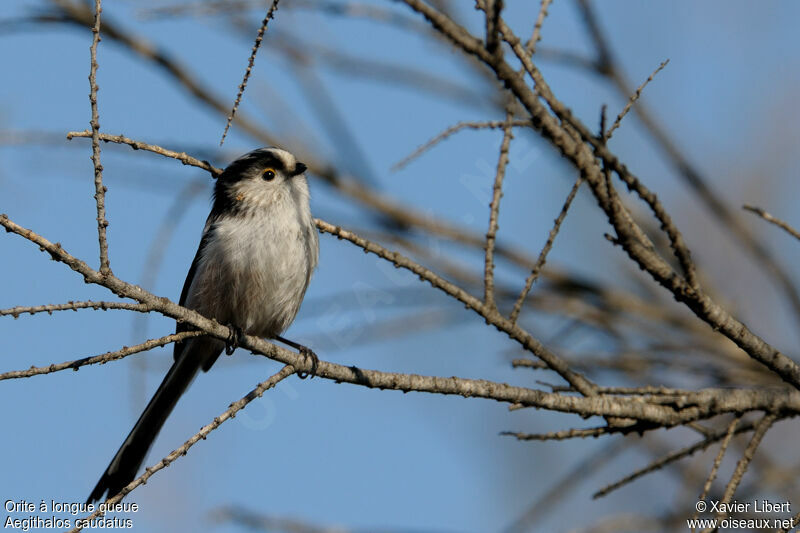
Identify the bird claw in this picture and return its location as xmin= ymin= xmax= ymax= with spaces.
xmin=225 ymin=324 xmax=244 ymax=355
xmin=273 ymin=335 xmax=319 ymax=379
xmin=296 ymin=346 xmax=319 ymax=379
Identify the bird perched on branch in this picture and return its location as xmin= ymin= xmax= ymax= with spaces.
xmin=88 ymin=147 xmax=319 ymax=503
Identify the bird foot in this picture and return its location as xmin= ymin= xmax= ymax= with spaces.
xmin=296 ymin=345 xmax=319 ymax=380
xmin=225 ymin=324 xmax=244 ymax=355
xmin=273 ymin=335 xmax=319 ymax=379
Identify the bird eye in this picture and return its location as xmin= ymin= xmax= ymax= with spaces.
xmin=263 ymin=168 xmax=276 ymax=181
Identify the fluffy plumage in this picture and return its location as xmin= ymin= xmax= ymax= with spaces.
xmin=88 ymin=147 xmax=318 ymax=503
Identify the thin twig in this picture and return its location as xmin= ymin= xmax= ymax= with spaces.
xmin=690 ymin=416 xmax=741 ymax=528
xmin=509 ymin=175 xmax=584 ymax=324
xmin=67 ymin=130 xmax=222 ymax=176
xmin=511 ymin=358 xmax=548 ymax=370
xmin=88 ymin=0 xmax=110 ymax=275
xmin=604 ymin=59 xmax=669 ymax=141
xmin=501 ymin=426 xmax=616 ymax=441
xmin=592 ymin=420 xmax=759 ymax=499
xmin=525 ymin=0 xmax=552 ymax=55
xmin=743 ymin=204 xmax=800 ymax=242
xmin=219 ymin=0 xmax=281 ymax=146
xmin=701 ymin=417 xmax=740 ymax=500
xmin=391 ymin=119 xmax=531 ymax=171
xmin=0 ymin=331 xmax=202 ymax=381
xmin=484 ymin=109 xmax=514 ymax=309
xmin=68 ymin=365 xmax=295 ymax=531
xmin=708 ymin=413 xmax=777 ymax=530
xmin=0 ymin=300 xmax=151 ymax=318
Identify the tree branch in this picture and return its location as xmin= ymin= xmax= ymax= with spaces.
xmin=68 ymin=365 xmax=296 ymax=531
xmin=0 ymin=331 xmax=202 ymax=381
xmin=87 ymin=0 xmax=110 ymax=275
xmin=484 ymin=109 xmax=514 ymax=309
xmin=0 ymin=300 xmax=151 ymax=318
xmin=743 ymin=204 xmax=800 ymax=242
xmin=219 ymin=0 xmax=281 ymax=146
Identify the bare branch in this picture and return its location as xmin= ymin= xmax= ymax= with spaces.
xmin=511 ymin=358 xmax=548 ymax=370
xmin=68 ymin=365 xmax=295 ymax=531
xmin=709 ymin=413 xmax=777 ymax=528
xmin=484 ymin=109 xmax=514 ymax=309
xmin=88 ymin=0 xmax=110 ymax=275
xmin=525 ymin=0 xmax=553 ymax=55
xmin=510 ymin=175 xmax=583 ymax=324
xmin=743 ymin=204 xmax=800 ymax=242
xmin=501 ymin=426 xmax=617 ymax=441
xmin=0 ymin=331 xmax=202 ymax=381
xmin=593 ymin=420 xmax=759 ymax=499
xmin=67 ymin=130 xmax=222 ymax=176
xmin=691 ymin=416 xmax=741 ymax=524
xmin=604 ymin=59 xmax=669 ymax=141
xmin=219 ymin=0 xmax=281 ymax=146
xmin=391 ymin=119 xmax=531 ymax=171
xmin=1 ymin=300 xmax=151 ymax=318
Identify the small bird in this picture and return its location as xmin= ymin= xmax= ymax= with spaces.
xmin=88 ymin=147 xmax=319 ymax=503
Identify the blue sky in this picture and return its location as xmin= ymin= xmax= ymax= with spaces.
xmin=1 ymin=1 xmax=799 ymax=532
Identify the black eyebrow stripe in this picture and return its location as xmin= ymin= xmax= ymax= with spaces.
xmin=219 ymin=152 xmax=286 ymax=180
xmin=256 ymin=153 xmax=286 ymax=171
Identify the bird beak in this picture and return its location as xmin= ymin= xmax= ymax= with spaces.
xmin=292 ymin=162 xmax=307 ymax=177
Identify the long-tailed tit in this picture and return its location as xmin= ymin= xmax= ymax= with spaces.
xmin=88 ymin=147 xmax=319 ymax=503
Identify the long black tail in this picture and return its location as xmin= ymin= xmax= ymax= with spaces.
xmin=87 ymin=337 xmax=219 ymax=503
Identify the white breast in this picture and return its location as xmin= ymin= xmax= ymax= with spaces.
xmin=186 ymin=195 xmax=317 ymax=338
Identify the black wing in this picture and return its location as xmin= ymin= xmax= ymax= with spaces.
xmin=173 ymin=218 xmax=215 ymax=360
